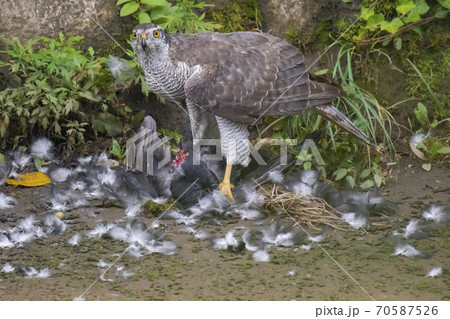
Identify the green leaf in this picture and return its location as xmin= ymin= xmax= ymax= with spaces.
xmin=360 ymin=179 xmax=375 ymax=189
xmin=373 ymin=173 xmax=383 ymax=188
xmin=335 ymin=167 xmax=348 ymax=181
xmin=414 ymin=102 xmax=428 ymax=125
xmin=361 ymin=7 xmax=375 ymax=20
xmin=396 ymin=0 xmax=415 ymax=15
xmin=93 ymin=113 xmax=123 ymax=137
xmin=150 ymin=6 xmax=170 ymax=20
xmin=433 ymin=3 xmax=449 ymax=18
xmin=437 ymin=146 xmax=450 ymax=154
xmin=314 ymin=69 xmax=329 ymax=76
xmin=112 ymin=139 xmax=121 ymax=154
xmin=438 ymin=0 xmax=450 ymax=9
xmin=116 ymin=0 xmax=131 ymax=6
xmin=120 ymin=1 xmax=139 ymax=17
xmin=141 ymin=0 xmax=170 ymax=6
xmin=360 ymin=168 xmax=371 ymax=179
xmin=303 ymin=161 xmax=312 ymax=170
xmin=394 ymin=37 xmax=402 ymax=50
xmin=34 ymin=157 xmax=44 ymax=170
xmin=366 ymin=13 xmax=385 ymax=30
xmin=380 ymin=18 xmax=404 ymax=34
xmin=346 ymin=175 xmax=355 ymax=189
xmin=139 ymin=12 xmax=151 ymax=24
xmin=382 ymin=38 xmax=391 ymax=46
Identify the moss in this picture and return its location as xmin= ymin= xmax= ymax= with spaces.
xmin=286 ymin=19 xmax=333 ymax=49
xmin=141 ymin=199 xmax=174 ymax=216
xmin=207 ymin=0 xmax=262 ymax=33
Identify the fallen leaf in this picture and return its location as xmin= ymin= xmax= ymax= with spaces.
xmin=6 ymin=172 xmax=51 ymax=187
xmin=410 ymin=142 xmax=427 ymax=160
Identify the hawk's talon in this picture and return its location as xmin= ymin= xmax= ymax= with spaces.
xmin=219 ymin=181 xmax=234 ymax=200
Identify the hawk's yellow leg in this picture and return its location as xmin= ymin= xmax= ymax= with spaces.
xmin=219 ymin=164 xmax=234 ymax=200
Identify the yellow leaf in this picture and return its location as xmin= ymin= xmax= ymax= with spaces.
xmin=6 ymin=172 xmax=51 ymax=187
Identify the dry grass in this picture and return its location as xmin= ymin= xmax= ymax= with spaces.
xmin=260 ymin=184 xmax=349 ymax=231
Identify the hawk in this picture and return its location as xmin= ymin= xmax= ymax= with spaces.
xmin=131 ymin=23 xmax=373 ymax=199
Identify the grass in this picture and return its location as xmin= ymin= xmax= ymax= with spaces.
xmin=332 ymin=42 xmax=398 ymax=154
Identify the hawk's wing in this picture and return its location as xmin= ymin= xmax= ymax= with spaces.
xmin=169 ymin=32 xmax=314 ymax=124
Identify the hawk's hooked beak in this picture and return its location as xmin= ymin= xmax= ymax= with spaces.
xmin=141 ymin=33 xmax=148 ymax=50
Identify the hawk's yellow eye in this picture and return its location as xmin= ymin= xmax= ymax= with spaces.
xmin=131 ymin=32 xmax=137 ymax=39
xmin=153 ymin=30 xmax=160 ymax=38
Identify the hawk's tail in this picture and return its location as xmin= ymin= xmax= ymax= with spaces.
xmin=314 ymin=105 xmax=375 ymax=147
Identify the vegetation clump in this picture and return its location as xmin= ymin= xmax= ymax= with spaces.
xmin=0 ymin=34 xmax=136 ymax=149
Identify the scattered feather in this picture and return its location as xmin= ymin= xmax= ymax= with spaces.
xmin=262 ymin=223 xmax=295 ymax=247
xmin=308 ymin=233 xmax=326 ymax=243
xmin=125 ymin=201 xmax=144 ymax=217
xmin=233 ymin=208 xmax=262 ymax=220
xmin=224 ymin=229 xmax=239 ymax=248
xmin=30 ymin=137 xmax=53 ymax=160
xmin=422 ymin=205 xmax=449 ymax=223
xmin=1 ymin=263 xmax=15 ymax=273
xmin=87 ymin=223 xmax=115 ymax=238
xmin=44 ymin=214 xmax=67 ymax=235
xmin=403 ymin=219 xmax=427 ymax=239
xmin=35 ymin=268 xmax=51 ymax=278
xmin=49 ymin=167 xmax=72 ymax=182
xmin=11 ymin=151 xmax=31 ymax=170
xmin=252 ymin=250 xmax=270 ymax=262
xmin=121 ymin=270 xmax=134 ymax=278
xmin=0 ymin=192 xmax=17 ymax=210
xmin=392 ymin=244 xmax=420 ymax=257
xmin=96 ymin=152 xmax=110 ymax=168
xmin=342 ymin=213 xmax=367 ymax=229
xmin=426 ymin=267 xmax=442 ymax=278
xmin=242 ymin=230 xmax=260 ymax=252
xmin=68 ymin=233 xmax=81 ymax=246
xmin=167 ymin=210 xmax=199 ymax=225
xmin=267 ymin=170 xmax=284 ymax=184
xmin=107 ymin=56 xmax=131 ymax=79
xmin=97 ymin=260 xmax=112 ymax=268
xmin=288 ymin=270 xmax=296 ymax=276
xmin=98 ymin=169 xmax=116 ymax=186
xmin=241 ymin=187 xmax=264 ymax=207
xmin=21 ymin=266 xmax=51 ymax=279
xmin=99 ymin=273 xmax=114 ymax=282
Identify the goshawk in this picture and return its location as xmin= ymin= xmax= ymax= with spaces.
xmin=131 ymin=23 xmax=373 ymax=199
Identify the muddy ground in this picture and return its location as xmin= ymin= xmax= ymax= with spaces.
xmin=0 ymin=156 xmax=449 ymax=301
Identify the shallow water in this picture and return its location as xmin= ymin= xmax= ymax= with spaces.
xmin=0 ymin=161 xmax=448 ymax=301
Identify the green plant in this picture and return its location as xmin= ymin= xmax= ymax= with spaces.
xmin=0 ymin=33 xmax=130 ymax=148
xmin=117 ymin=0 xmax=217 ymax=33
xmin=158 ymin=128 xmax=183 ymax=154
xmin=411 ymin=102 xmax=450 ymax=160
xmin=341 ymin=0 xmax=449 ymax=47
xmin=110 ymin=139 xmax=128 ymax=161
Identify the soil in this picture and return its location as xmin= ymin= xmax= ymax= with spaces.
xmin=0 ymin=156 xmax=449 ymax=301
